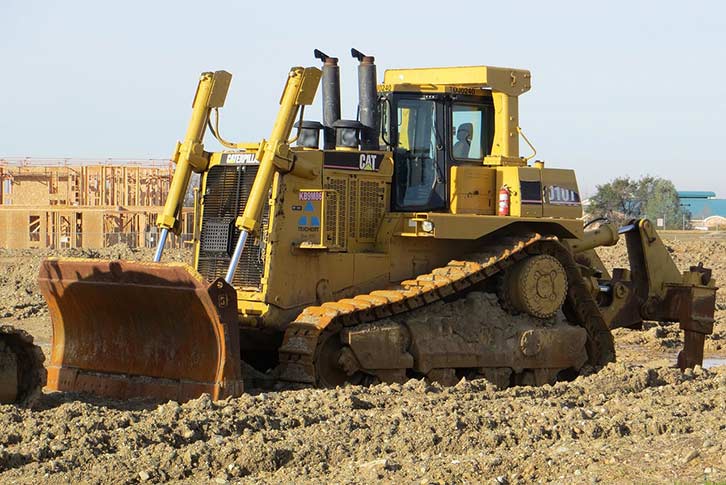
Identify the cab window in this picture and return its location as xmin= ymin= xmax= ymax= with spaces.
xmin=451 ymin=103 xmax=490 ymax=160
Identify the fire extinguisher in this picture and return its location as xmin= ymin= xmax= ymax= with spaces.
xmin=498 ymin=185 xmax=510 ymax=216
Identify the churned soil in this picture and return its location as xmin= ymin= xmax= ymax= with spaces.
xmin=0 ymin=237 xmax=724 ymax=484
xmin=0 ymin=364 xmax=724 ymax=484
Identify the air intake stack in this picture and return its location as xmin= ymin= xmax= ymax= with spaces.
xmin=314 ymin=49 xmax=341 ymax=150
xmin=352 ymin=48 xmax=380 ymax=150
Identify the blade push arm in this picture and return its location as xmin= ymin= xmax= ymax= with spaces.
xmin=154 ymin=70 xmax=232 ymax=261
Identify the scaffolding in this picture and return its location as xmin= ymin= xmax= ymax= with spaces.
xmin=0 ymin=158 xmax=194 ymax=249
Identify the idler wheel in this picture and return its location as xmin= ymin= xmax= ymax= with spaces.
xmin=506 ymin=254 xmax=567 ymax=318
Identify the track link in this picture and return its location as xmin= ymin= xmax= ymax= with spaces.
xmin=0 ymin=325 xmax=46 ymax=407
xmin=278 ymin=234 xmax=614 ymax=386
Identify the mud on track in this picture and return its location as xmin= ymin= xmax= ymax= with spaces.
xmin=0 ymin=238 xmax=724 ymax=483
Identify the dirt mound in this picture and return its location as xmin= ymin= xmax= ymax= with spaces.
xmin=0 ymin=363 xmax=723 ymax=483
xmin=0 ymin=246 xmax=190 ymax=319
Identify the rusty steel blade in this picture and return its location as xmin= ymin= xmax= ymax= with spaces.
xmin=38 ymin=258 xmax=244 ymax=402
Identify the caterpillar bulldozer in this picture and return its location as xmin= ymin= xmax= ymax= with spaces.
xmin=36 ymin=49 xmax=717 ymax=402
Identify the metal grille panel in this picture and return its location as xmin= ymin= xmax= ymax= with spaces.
xmin=324 ymin=175 xmax=386 ymax=243
xmin=348 ymin=177 xmax=358 ymax=239
xmin=197 ymin=163 xmax=268 ymax=290
xmin=200 ymin=221 xmax=230 ymax=252
xmin=324 ymin=177 xmax=347 ymax=247
xmin=359 ymin=180 xmax=385 ymax=240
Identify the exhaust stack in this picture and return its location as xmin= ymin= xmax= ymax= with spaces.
xmin=351 ymin=48 xmax=380 ymax=150
xmin=314 ymin=49 xmax=341 ymax=150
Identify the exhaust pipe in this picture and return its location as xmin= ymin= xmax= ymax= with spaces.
xmin=314 ymin=49 xmax=341 ymax=150
xmin=351 ymin=48 xmax=380 ymax=151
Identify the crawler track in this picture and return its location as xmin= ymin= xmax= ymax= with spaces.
xmin=279 ymin=234 xmax=615 ymax=386
xmin=0 ymin=325 xmax=46 ymax=407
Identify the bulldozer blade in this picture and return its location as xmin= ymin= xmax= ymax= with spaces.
xmin=38 ymin=258 xmax=244 ymax=402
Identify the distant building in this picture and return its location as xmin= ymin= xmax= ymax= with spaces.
xmin=0 ymin=158 xmax=194 ymax=249
xmin=678 ymin=191 xmax=726 ymax=229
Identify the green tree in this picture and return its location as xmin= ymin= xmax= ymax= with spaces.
xmin=586 ymin=176 xmax=640 ymax=226
xmin=586 ymin=175 xmax=689 ymax=229
xmin=642 ymin=178 xmax=690 ymax=229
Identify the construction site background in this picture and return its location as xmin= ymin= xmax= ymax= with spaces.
xmin=0 ymin=158 xmax=194 ymax=249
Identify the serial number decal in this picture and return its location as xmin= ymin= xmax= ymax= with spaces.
xmin=448 ymin=87 xmax=477 ymax=95
xmin=299 ymin=191 xmax=324 ymax=201
xmin=548 ymin=186 xmax=580 ymax=205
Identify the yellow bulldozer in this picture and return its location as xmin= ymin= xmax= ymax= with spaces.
xmin=33 ymin=49 xmax=716 ymax=402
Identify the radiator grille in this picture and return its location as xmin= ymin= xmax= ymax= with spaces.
xmin=197 ymin=163 xmax=268 ymax=290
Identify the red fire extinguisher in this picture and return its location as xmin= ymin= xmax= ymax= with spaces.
xmin=498 ymin=185 xmax=510 ymax=216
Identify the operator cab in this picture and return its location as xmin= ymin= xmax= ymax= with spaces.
xmin=381 ymin=91 xmax=495 ymax=212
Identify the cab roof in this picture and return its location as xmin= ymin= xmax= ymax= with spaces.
xmin=381 ymin=65 xmax=531 ymax=97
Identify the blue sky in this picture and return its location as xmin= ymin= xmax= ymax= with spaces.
xmin=1 ymin=0 xmax=724 ymax=196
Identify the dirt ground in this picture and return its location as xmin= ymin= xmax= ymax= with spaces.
xmin=0 ymin=238 xmax=724 ymax=484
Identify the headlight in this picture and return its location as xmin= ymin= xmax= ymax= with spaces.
xmin=421 ymin=220 xmax=434 ymax=233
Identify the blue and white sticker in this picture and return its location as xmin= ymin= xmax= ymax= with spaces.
xmin=297 ymin=196 xmax=320 ymax=232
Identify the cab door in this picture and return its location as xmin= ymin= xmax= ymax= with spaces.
xmin=389 ymin=95 xmax=447 ymax=212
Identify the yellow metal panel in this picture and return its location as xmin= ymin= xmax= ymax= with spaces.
xmin=383 ymin=66 xmax=531 ymax=97
xmin=491 ymin=92 xmax=519 ymax=159
xmin=378 ymin=84 xmax=491 ymax=96
xmin=353 ymin=253 xmax=390 ymax=288
xmin=495 ymin=166 xmax=522 ymax=217
xmin=418 ymin=213 xmax=584 ymax=240
xmin=450 ymin=165 xmax=495 ymax=215
xmin=207 ymin=71 xmax=232 ymax=108
xmin=541 ymin=168 xmax=583 ymax=219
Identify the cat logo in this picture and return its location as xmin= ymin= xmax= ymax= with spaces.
xmin=359 ymin=153 xmax=377 ymax=171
